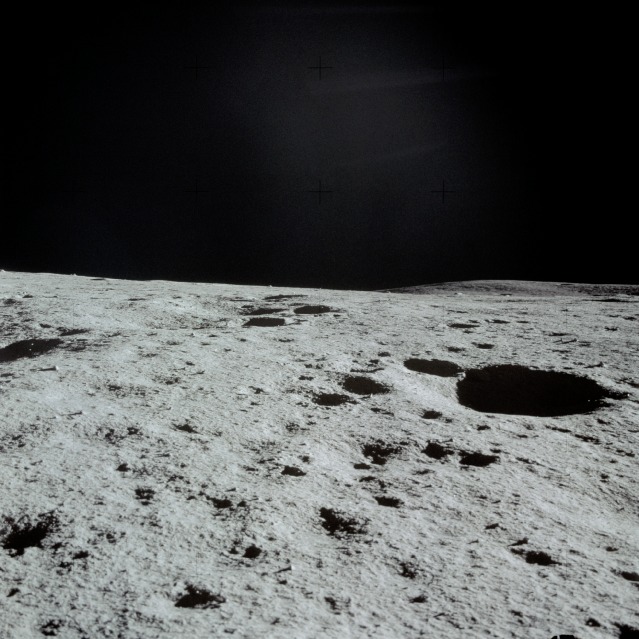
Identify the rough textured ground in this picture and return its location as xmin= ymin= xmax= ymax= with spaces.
xmin=1 ymin=271 xmax=638 ymax=639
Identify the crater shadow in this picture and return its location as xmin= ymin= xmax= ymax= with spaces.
xmin=294 ymin=305 xmax=332 ymax=315
xmin=457 ymin=364 xmax=623 ymax=416
xmin=312 ymin=393 xmax=351 ymax=407
xmin=341 ymin=375 xmax=391 ymax=395
xmin=241 ymin=307 xmax=286 ymax=316
xmin=0 ymin=338 xmax=63 ymax=363
xmin=175 ymin=584 xmax=225 ymax=609
xmin=1 ymin=512 xmax=59 ymax=556
xmin=404 ymin=358 xmax=462 ymax=377
xmin=243 ymin=317 xmax=286 ymax=327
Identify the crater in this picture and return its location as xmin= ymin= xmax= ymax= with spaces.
xmin=312 ymin=393 xmax=351 ymax=407
xmin=404 ymin=359 xmax=462 ymax=377
xmin=362 ymin=441 xmax=402 ymax=465
xmin=174 ymin=584 xmax=225 ymax=609
xmin=281 ymin=466 xmax=306 ymax=476
xmin=459 ymin=451 xmax=499 ymax=467
xmin=243 ymin=317 xmax=286 ymax=327
xmin=264 ymin=294 xmax=306 ymax=301
xmin=341 ymin=375 xmax=391 ymax=395
xmin=58 ymin=328 xmax=90 ymax=336
xmin=511 ymin=549 xmax=560 ymax=566
xmin=0 ymin=338 xmax=64 ymax=363
xmin=135 ymin=488 xmax=155 ymax=505
xmin=374 ymin=496 xmax=402 ymax=508
xmin=294 ymin=305 xmax=332 ymax=314
xmin=319 ymin=508 xmax=367 ymax=537
xmin=1 ymin=512 xmax=59 ymax=556
xmin=241 ymin=307 xmax=286 ymax=316
xmin=616 ymin=624 xmax=639 ymax=639
xmin=457 ymin=364 xmax=623 ymax=416
xmin=423 ymin=442 xmax=455 ymax=460
xmin=243 ymin=544 xmax=262 ymax=559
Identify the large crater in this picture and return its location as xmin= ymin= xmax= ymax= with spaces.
xmin=456 ymin=364 xmax=623 ymax=417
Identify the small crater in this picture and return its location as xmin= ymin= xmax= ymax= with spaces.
xmin=241 ymin=307 xmax=286 ymax=315
xmin=616 ymin=624 xmax=639 ymax=639
xmin=319 ymin=508 xmax=367 ymax=537
xmin=264 ymin=294 xmax=306 ymax=301
xmin=58 ymin=328 xmax=90 ymax=336
xmin=353 ymin=463 xmax=371 ymax=470
xmin=473 ymin=343 xmax=494 ymax=350
xmin=459 ymin=451 xmax=499 ymax=467
xmin=510 ymin=537 xmax=528 ymax=547
xmin=457 ymin=364 xmax=623 ymax=416
xmin=374 ymin=496 xmax=402 ymax=508
xmin=116 ymin=463 xmax=130 ymax=472
xmin=362 ymin=441 xmax=401 ymax=465
xmin=409 ymin=594 xmax=427 ymax=603
xmin=243 ymin=545 xmax=262 ymax=559
xmin=449 ymin=322 xmax=478 ymax=329
xmin=324 ymin=595 xmax=350 ymax=613
xmin=174 ymin=423 xmax=197 ymax=434
xmin=619 ymin=571 xmax=639 ymax=582
xmin=370 ymin=407 xmax=394 ymax=415
xmin=341 ymin=375 xmax=391 ymax=395
xmin=243 ymin=317 xmax=286 ymax=327
xmin=447 ymin=346 xmax=465 ymax=353
xmin=404 ymin=358 xmax=462 ymax=377
xmin=400 ymin=561 xmax=418 ymax=579
xmin=421 ymin=409 xmax=442 ymax=419
xmin=135 ymin=488 xmax=155 ymax=505
xmin=312 ymin=393 xmax=351 ymax=407
xmin=294 ymin=305 xmax=332 ymax=314
xmin=586 ymin=618 xmax=601 ymax=627
xmin=423 ymin=442 xmax=454 ymax=460
xmin=175 ymin=584 xmax=226 ymax=609
xmin=511 ymin=549 xmax=560 ymax=565
xmin=1 ymin=512 xmax=59 ymax=556
xmin=281 ymin=466 xmax=306 ymax=476
xmin=0 ymin=338 xmax=64 ymax=363
xmin=40 ymin=619 xmax=63 ymax=636
xmin=211 ymin=498 xmax=233 ymax=509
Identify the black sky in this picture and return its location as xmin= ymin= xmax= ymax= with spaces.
xmin=2 ymin=2 xmax=634 ymax=289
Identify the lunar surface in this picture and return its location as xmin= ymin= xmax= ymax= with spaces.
xmin=1 ymin=270 xmax=638 ymax=638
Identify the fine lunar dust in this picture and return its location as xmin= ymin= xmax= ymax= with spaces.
xmin=0 ymin=272 xmax=637 ymax=639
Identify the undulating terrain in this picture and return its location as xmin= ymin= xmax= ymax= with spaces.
xmin=1 ymin=271 xmax=638 ymax=638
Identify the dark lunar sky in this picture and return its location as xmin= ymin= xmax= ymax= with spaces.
xmin=2 ymin=2 xmax=634 ymax=288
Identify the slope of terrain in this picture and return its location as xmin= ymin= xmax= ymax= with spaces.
xmin=1 ymin=271 xmax=638 ymax=638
